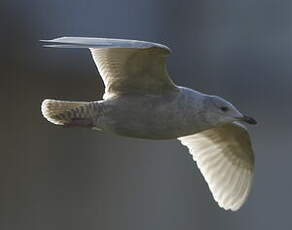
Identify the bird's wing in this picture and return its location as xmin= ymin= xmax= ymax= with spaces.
xmin=41 ymin=37 xmax=178 ymax=99
xmin=178 ymin=122 xmax=255 ymax=211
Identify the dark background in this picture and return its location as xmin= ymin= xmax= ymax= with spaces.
xmin=1 ymin=0 xmax=291 ymax=229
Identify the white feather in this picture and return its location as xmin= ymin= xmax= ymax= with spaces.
xmin=178 ymin=122 xmax=254 ymax=211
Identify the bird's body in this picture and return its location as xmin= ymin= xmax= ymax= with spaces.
xmin=93 ymin=87 xmax=208 ymax=139
xmin=41 ymin=37 xmax=257 ymax=211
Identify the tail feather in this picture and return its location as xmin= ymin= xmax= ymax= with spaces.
xmin=41 ymin=99 xmax=91 ymax=125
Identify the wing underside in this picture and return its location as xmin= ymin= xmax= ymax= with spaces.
xmin=179 ymin=122 xmax=254 ymax=211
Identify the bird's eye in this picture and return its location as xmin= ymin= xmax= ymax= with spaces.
xmin=220 ymin=106 xmax=229 ymax=112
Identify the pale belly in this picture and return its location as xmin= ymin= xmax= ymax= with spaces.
xmin=95 ymin=89 xmax=207 ymax=140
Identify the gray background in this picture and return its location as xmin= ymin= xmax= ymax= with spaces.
xmin=1 ymin=0 xmax=291 ymax=229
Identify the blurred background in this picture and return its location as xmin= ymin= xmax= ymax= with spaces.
xmin=1 ymin=0 xmax=291 ymax=229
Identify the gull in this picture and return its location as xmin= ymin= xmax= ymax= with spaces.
xmin=41 ymin=37 xmax=257 ymax=211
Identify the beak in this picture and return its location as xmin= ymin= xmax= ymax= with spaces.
xmin=239 ymin=115 xmax=257 ymax=125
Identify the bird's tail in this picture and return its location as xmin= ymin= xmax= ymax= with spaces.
xmin=41 ymin=99 xmax=94 ymax=127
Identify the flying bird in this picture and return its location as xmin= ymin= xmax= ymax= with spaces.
xmin=41 ymin=37 xmax=257 ymax=211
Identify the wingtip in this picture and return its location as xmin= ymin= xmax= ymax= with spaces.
xmin=40 ymin=39 xmax=50 ymax=42
xmin=40 ymin=38 xmax=57 ymax=43
xmin=40 ymin=40 xmax=56 ymax=48
xmin=40 ymin=37 xmax=67 ymax=43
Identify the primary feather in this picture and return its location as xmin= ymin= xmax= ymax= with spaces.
xmin=41 ymin=37 xmax=171 ymax=51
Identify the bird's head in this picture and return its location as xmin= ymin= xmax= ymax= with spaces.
xmin=204 ymin=95 xmax=257 ymax=126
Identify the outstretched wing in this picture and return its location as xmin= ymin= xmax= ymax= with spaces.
xmin=41 ymin=37 xmax=178 ymax=99
xmin=178 ymin=122 xmax=255 ymax=211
